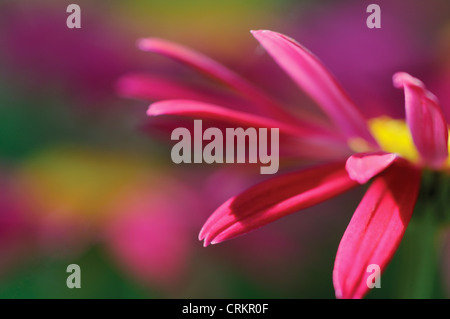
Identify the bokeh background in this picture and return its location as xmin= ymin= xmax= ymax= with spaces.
xmin=0 ymin=0 xmax=450 ymax=298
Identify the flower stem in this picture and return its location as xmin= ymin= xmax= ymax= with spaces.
xmin=394 ymin=170 xmax=442 ymax=298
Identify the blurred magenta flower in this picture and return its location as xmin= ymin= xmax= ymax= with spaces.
xmin=0 ymin=172 xmax=35 ymax=274
xmin=0 ymin=3 xmax=139 ymax=105
xmin=124 ymin=29 xmax=450 ymax=298
xmin=103 ymin=178 xmax=201 ymax=291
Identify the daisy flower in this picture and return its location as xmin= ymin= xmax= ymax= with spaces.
xmin=120 ymin=30 xmax=449 ymax=298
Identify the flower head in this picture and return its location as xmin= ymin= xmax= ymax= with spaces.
xmin=120 ymin=30 xmax=450 ymax=298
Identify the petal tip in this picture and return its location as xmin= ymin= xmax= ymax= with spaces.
xmin=198 ymin=228 xmax=206 ymax=241
xmin=345 ymin=152 xmax=397 ymax=184
xmin=136 ymin=38 xmax=148 ymax=50
xmin=209 ymin=239 xmax=219 ymax=245
xmin=250 ymin=29 xmax=269 ymax=34
xmin=146 ymin=104 xmax=159 ymax=116
xmin=137 ymin=38 xmax=162 ymax=52
xmin=334 ymin=289 xmax=343 ymax=299
xmin=202 ymin=236 xmax=214 ymax=247
xmin=392 ymin=72 xmax=424 ymax=89
xmin=250 ymin=29 xmax=275 ymax=40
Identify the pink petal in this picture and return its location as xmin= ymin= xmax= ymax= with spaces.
xmin=199 ymin=162 xmax=358 ymax=246
xmin=333 ymin=163 xmax=421 ymax=299
xmin=148 ymin=99 xmax=329 ymax=139
xmin=137 ymin=38 xmax=296 ymax=123
xmin=393 ymin=72 xmax=449 ymax=168
xmin=346 ymin=152 xmax=399 ymax=184
xmin=116 ymin=73 xmax=240 ymax=106
xmin=251 ymin=30 xmax=376 ymax=144
xmin=280 ymin=138 xmax=353 ymax=162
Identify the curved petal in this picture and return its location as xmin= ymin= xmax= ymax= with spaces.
xmin=251 ymin=30 xmax=376 ymax=145
xmin=346 ymin=152 xmax=399 ymax=184
xmin=199 ymin=162 xmax=358 ymax=246
xmin=137 ymin=38 xmax=297 ymax=123
xmin=333 ymin=163 xmax=421 ymax=299
xmin=393 ymin=72 xmax=448 ymax=168
xmin=148 ymin=99 xmax=333 ymax=139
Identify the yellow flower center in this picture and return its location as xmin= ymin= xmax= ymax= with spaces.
xmin=368 ymin=116 xmax=420 ymax=163
xmin=349 ymin=116 xmax=450 ymax=168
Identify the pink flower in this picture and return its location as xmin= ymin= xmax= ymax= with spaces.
xmin=103 ymin=180 xmax=199 ymax=291
xmin=121 ymin=30 xmax=449 ymax=298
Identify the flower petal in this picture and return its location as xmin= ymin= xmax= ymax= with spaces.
xmin=333 ymin=163 xmax=421 ymax=299
xmin=148 ymin=99 xmax=331 ymax=139
xmin=116 ymin=73 xmax=240 ymax=106
xmin=199 ymin=162 xmax=358 ymax=246
xmin=137 ymin=38 xmax=297 ymax=123
xmin=251 ymin=30 xmax=376 ymax=144
xmin=346 ymin=152 xmax=399 ymax=184
xmin=393 ymin=72 xmax=448 ymax=168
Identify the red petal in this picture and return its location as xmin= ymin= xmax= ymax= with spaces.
xmin=393 ymin=72 xmax=448 ymax=168
xmin=346 ymin=152 xmax=399 ymax=184
xmin=137 ymin=38 xmax=298 ymax=124
xmin=333 ymin=163 xmax=421 ymax=299
xmin=199 ymin=162 xmax=358 ymax=246
xmin=148 ymin=99 xmax=331 ymax=139
xmin=251 ymin=30 xmax=376 ymax=144
xmin=116 ymin=73 xmax=241 ymax=106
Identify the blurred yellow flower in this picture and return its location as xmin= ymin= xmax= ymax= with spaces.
xmin=16 ymin=146 xmax=156 ymax=223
